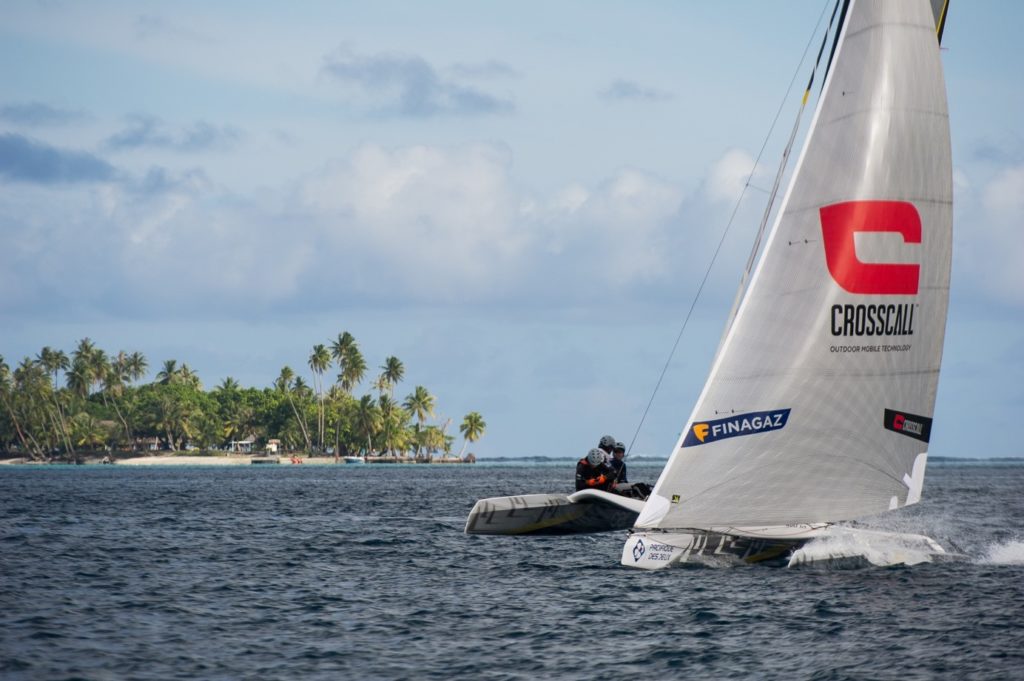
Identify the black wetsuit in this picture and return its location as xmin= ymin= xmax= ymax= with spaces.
xmin=609 ymin=457 xmax=627 ymax=483
xmin=575 ymin=459 xmax=615 ymax=491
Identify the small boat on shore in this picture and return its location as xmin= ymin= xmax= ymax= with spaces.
xmin=343 ymin=456 xmax=366 ymax=464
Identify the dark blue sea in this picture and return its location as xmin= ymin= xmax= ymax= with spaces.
xmin=2 ymin=460 xmax=1023 ymax=680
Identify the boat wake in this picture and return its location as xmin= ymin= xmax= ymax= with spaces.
xmin=789 ymin=526 xmax=950 ymax=568
xmin=976 ymin=539 xmax=1024 ymax=565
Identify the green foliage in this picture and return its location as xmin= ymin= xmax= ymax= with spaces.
xmin=0 ymin=332 xmax=484 ymax=458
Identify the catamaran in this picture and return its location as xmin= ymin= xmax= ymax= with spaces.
xmin=624 ymin=0 xmax=954 ymax=568
xmin=466 ymin=0 xmax=955 ymax=563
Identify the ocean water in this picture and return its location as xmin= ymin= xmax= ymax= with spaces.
xmin=2 ymin=460 xmax=1023 ymax=680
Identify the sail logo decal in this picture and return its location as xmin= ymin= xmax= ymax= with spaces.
xmin=884 ymin=408 xmax=932 ymax=443
xmin=632 ymin=539 xmax=646 ymax=562
xmin=682 ymin=409 xmax=791 ymax=448
xmin=820 ymin=201 xmax=921 ymax=295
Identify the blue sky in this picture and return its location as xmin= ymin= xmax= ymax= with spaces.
xmin=1 ymin=1 xmax=1022 ymax=459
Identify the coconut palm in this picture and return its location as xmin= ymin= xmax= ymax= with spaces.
xmin=104 ymin=352 xmax=134 ymax=447
xmin=69 ymin=338 xmax=106 ymax=399
xmin=377 ymin=356 xmax=404 ymax=398
xmin=13 ymin=358 xmax=52 ymax=458
xmin=0 ymin=355 xmax=36 ymax=458
xmin=70 ymin=412 xmax=109 ymax=450
xmin=126 ymin=351 xmax=148 ymax=383
xmin=178 ymin=364 xmax=201 ymax=390
xmin=152 ymin=393 xmax=197 ymax=451
xmin=275 ymin=366 xmax=311 ymax=451
xmin=156 ymin=359 xmax=180 ymax=385
xmin=354 ymin=394 xmax=382 ymax=454
xmin=338 ymin=347 xmax=367 ymax=394
xmin=37 ymin=347 xmax=73 ymax=454
xmin=308 ymin=343 xmax=331 ymax=450
xmin=330 ymin=332 xmax=356 ymax=372
xmin=403 ymin=386 xmax=434 ymax=458
xmin=459 ymin=411 xmax=486 ymax=459
xmin=217 ymin=377 xmax=240 ymax=392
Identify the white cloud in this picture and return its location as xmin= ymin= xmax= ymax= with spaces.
xmin=705 ymin=148 xmax=760 ymax=203
xmin=299 ymin=143 xmax=525 ymax=299
xmin=1 ymin=142 xmax=706 ymax=317
xmin=972 ymin=164 xmax=1024 ymax=305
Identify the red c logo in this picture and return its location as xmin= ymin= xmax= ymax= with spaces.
xmin=894 ymin=413 xmax=905 ymax=431
xmin=820 ymin=201 xmax=921 ymax=295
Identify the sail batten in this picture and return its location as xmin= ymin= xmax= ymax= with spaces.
xmin=638 ymin=0 xmax=952 ymax=530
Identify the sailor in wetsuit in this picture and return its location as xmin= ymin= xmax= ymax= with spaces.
xmin=609 ymin=441 xmax=628 ymax=483
xmin=575 ymin=447 xmax=615 ymax=492
xmin=606 ymin=440 xmax=652 ymax=499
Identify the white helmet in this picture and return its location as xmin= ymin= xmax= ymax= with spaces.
xmin=586 ymin=448 xmax=607 ymax=466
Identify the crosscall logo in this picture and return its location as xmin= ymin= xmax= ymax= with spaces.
xmin=820 ymin=200 xmax=921 ymax=295
xmin=883 ymin=408 xmax=932 ymax=443
xmin=681 ymin=409 xmax=791 ymax=448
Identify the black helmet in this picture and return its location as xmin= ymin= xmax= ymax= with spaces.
xmin=598 ymin=435 xmax=616 ymax=451
xmin=614 ymin=441 xmax=626 ymax=453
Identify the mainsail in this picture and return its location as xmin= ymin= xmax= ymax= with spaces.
xmin=637 ymin=0 xmax=952 ymax=530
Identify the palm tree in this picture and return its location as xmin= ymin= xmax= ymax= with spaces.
xmin=378 ymin=356 xmax=404 ymax=398
xmin=403 ymin=386 xmax=434 ymax=458
xmin=420 ymin=425 xmax=446 ymax=459
xmin=13 ymin=358 xmax=51 ymax=458
xmin=152 ymin=393 xmax=197 ymax=451
xmin=354 ymin=394 xmax=381 ymax=455
xmin=459 ymin=411 xmax=486 ymax=459
xmin=37 ymin=347 xmax=73 ymax=454
xmin=104 ymin=352 xmax=133 ymax=448
xmin=338 ymin=347 xmax=367 ymax=394
xmin=0 ymin=355 xmax=35 ymax=457
xmin=68 ymin=338 xmax=106 ymax=399
xmin=217 ymin=376 xmax=240 ymax=392
xmin=70 ymin=412 xmax=109 ymax=450
xmin=179 ymin=364 xmax=201 ymax=390
xmin=275 ymin=366 xmax=311 ymax=451
xmin=126 ymin=351 xmax=148 ymax=383
xmin=308 ymin=343 xmax=331 ymax=451
xmin=330 ymin=332 xmax=356 ymax=373
xmin=156 ymin=359 xmax=179 ymax=385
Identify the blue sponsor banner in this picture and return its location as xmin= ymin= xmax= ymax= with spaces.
xmin=682 ymin=408 xmax=791 ymax=448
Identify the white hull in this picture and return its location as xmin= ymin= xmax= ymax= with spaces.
xmin=465 ymin=489 xmax=645 ymax=536
xmin=622 ymin=525 xmax=948 ymax=569
xmin=343 ymin=456 xmax=365 ymax=464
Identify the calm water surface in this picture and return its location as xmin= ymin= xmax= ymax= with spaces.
xmin=2 ymin=461 xmax=1023 ymax=680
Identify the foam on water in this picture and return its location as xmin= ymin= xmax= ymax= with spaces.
xmin=977 ymin=539 xmax=1024 ymax=565
xmin=790 ymin=526 xmax=944 ymax=567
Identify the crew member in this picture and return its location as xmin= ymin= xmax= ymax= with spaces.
xmin=609 ymin=441 xmax=628 ymax=483
xmin=575 ymin=448 xmax=615 ymax=491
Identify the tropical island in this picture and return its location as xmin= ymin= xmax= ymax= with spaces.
xmin=0 ymin=332 xmax=485 ymax=464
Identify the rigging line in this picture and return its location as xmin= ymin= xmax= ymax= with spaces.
xmin=624 ymin=0 xmax=835 ymax=460
xmin=721 ymin=0 xmax=842 ymax=346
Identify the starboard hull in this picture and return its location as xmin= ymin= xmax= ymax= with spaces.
xmin=465 ymin=490 xmax=644 ymax=536
xmin=621 ymin=525 xmax=949 ymax=569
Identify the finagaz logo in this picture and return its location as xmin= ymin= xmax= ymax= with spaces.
xmin=820 ymin=200 xmax=922 ymax=295
xmin=682 ymin=409 xmax=791 ymax=448
xmin=692 ymin=423 xmax=710 ymax=443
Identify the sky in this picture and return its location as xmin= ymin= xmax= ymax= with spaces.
xmin=1 ymin=1 xmax=1022 ymax=459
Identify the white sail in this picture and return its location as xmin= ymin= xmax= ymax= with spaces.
xmin=637 ymin=0 xmax=952 ymax=530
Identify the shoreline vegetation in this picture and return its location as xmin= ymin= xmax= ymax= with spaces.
xmin=1 ymin=333 xmax=484 ymax=465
